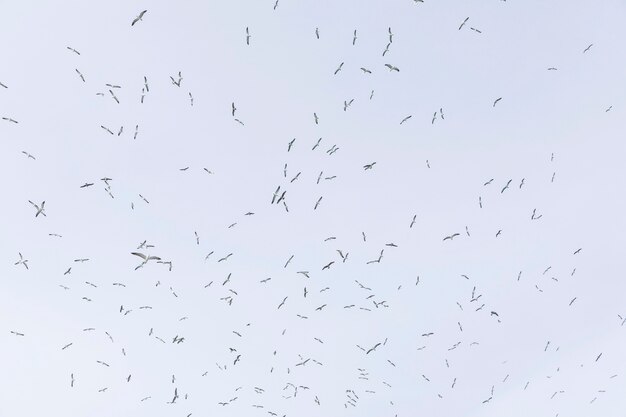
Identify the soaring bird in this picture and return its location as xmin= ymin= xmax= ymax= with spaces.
xmin=384 ymin=64 xmax=400 ymax=72
xmin=28 ymin=200 xmax=46 ymax=217
xmin=493 ymin=97 xmax=502 ymax=107
xmin=131 ymin=10 xmax=147 ymax=26
xmin=334 ymin=62 xmax=344 ymax=75
xmin=131 ymin=252 xmax=161 ymax=269
xmin=443 ymin=233 xmax=460 ymax=241
xmin=459 ymin=17 xmax=469 ymax=30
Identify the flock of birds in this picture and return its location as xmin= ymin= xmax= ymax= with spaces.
xmin=3 ymin=2 xmax=625 ymax=417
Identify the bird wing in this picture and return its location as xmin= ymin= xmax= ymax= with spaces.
xmin=131 ymin=252 xmax=148 ymax=260
xmin=147 ymin=256 xmax=161 ymax=261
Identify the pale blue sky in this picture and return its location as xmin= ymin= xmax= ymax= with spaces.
xmin=1 ymin=1 xmax=626 ymax=416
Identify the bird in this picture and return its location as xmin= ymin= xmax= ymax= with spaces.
xmin=459 ymin=17 xmax=469 ymax=30
xmin=314 ymin=113 xmax=319 ymax=124
xmin=583 ymin=43 xmax=594 ymax=53
xmin=493 ymin=97 xmax=502 ymax=107
xmin=21 ymin=151 xmax=36 ymax=160
xmin=352 ymin=30 xmax=357 ymax=45
xmin=384 ymin=64 xmax=400 ymax=72
xmin=80 ymin=183 xmax=94 ymax=188
xmin=131 ymin=252 xmax=161 ymax=269
xmin=360 ymin=67 xmax=372 ymax=74
xmin=28 ymin=200 xmax=46 ymax=217
xmin=14 ymin=253 xmax=28 ymax=269
xmin=382 ymin=43 xmax=391 ymax=56
xmin=400 ymin=115 xmax=412 ymax=125
xmin=245 ymin=27 xmax=251 ymax=45
xmin=170 ymin=72 xmax=182 ymax=87
xmin=75 ymin=69 xmax=85 ymax=82
xmin=334 ymin=62 xmax=344 ymax=75
xmin=314 ymin=196 xmax=323 ymax=210
xmin=501 ymin=179 xmax=512 ymax=193
xmin=131 ymin=10 xmax=147 ymax=26
xmin=443 ymin=233 xmax=460 ymax=241
xmin=363 ymin=162 xmax=376 ymax=170
xmin=410 ymin=215 xmax=417 ymax=228
xmin=315 ymin=27 xmax=319 ymax=39
xmin=231 ymin=102 xmax=237 ymax=116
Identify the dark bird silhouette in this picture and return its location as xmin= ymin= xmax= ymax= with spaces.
xmin=131 ymin=10 xmax=147 ymax=26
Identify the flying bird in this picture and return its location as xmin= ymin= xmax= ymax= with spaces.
xmin=28 ymin=200 xmax=46 ymax=217
xmin=384 ymin=64 xmax=400 ymax=72
xmin=131 ymin=10 xmax=147 ymax=26
xmin=443 ymin=233 xmax=460 ymax=241
xmin=334 ymin=62 xmax=344 ymax=75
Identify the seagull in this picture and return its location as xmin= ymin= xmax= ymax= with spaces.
xmin=459 ymin=17 xmax=469 ymax=30
xmin=547 ymin=67 xmax=558 ymax=71
xmin=363 ymin=162 xmax=376 ymax=170
xmin=170 ymin=71 xmax=182 ymax=87
xmin=75 ymin=69 xmax=85 ymax=82
xmin=382 ymin=43 xmax=391 ymax=56
xmin=315 ymin=27 xmax=319 ymax=39
xmin=245 ymin=27 xmax=251 ymax=45
xmin=384 ymin=64 xmax=399 ymax=72
xmin=470 ymin=27 xmax=482 ymax=34
xmin=400 ymin=115 xmax=412 ymax=125
xmin=66 ymin=46 xmax=80 ymax=55
xmin=0 ymin=81 xmax=7 ymax=88
xmin=131 ymin=252 xmax=161 ymax=269
xmin=314 ymin=113 xmax=319 ymax=124
xmin=101 ymin=125 xmax=114 ymax=135
xmin=28 ymin=200 xmax=46 ymax=217
xmin=360 ymin=67 xmax=372 ymax=74
xmin=443 ymin=233 xmax=460 ymax=241
xmin=501 ymin=179 xmax=512 ymax=193
xmin=343 ymin=99 xmax=354 ymax=111
xmin=21 ymin=151 xmax=36 ymax=160
xmin=583 ymin=43 xmax=594 ymax=53
xmin=2 ymin=117 xmax=18 ymax=123
xmin=314 ymin=196 xmax=323 ymax=210
xmin=410 ymin=214 xmax=417 ymax=228
xmin=388 ymin=27 xmax=393 ymax=43
xmin=14 ymin=253 xmax=28 ymax=269
xmin=80 ymin=183 xmax=94 ymax=188
xmin=493 ymin=97 xmax=502 ymax=107
xmin=334 ymin=62 xmax=344 ymax=75
xmin=352 ymin=30 xmax=357 ymax=45
xmin=131 ymin=10 xmax=147 ymax=26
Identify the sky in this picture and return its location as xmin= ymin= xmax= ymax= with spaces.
xmin=1 ymin=0 xmax=626 ymax=416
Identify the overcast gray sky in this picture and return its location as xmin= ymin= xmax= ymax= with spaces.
xmin=2 ymin=0 xmax=626 ymax=416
